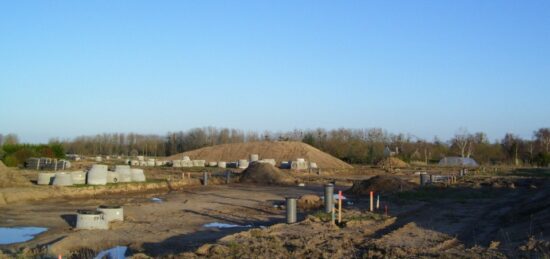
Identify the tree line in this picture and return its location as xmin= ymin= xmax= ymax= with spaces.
xmin=1 ymin=127 xmax=549 ymax=166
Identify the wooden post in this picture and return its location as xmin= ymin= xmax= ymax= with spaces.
xmin=338 ymin=191 xmax=342 ymax=224
xmin=370 ymin=191 xmax=374 ymax=212
xmin=187 ymin=172 xmax=191 ymax=179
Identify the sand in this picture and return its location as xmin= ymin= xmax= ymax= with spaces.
xmin=0 ymin=161 xmax=31 ymax=188
xmin=346 ymin=175 xmax=417 ymax=195
xmin=239 ymin=162 xmax=296 ymax=185
xmin=167 ymin=141 xmax=353 ymax=169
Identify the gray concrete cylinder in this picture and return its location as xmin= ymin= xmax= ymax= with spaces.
xmin=203 ymin=171 xmax=208 ymax=186
xmin=286 ymin=197 xmax=297 ymax=224
xmin=76 ymin=210 xmax=108 ymax=230
xmin=70 ymin=171 xmax=86 ymax=185
xmin=324 ymin=184 xmax=334 ymax=213
xmin=225 ymin=171 xmax=231 ymax=184
xmin=37 ymin=172 xmax=56 ymax=185
xmin=53 ymin=172 xmax=74 ymax=186
xmin=420 ymin=174 xmax=430 ymax=186
xmin=131 ymin=168 xmax=146 ymax=182
xmin=97 ymin=205 xmax=124 ymax=222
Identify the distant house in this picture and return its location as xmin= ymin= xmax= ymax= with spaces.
xmin=438 ymin=156 xmax=479 ymax=167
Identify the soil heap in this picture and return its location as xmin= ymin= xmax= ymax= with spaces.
xmin=167 ymin=141 xmax=352 ymax=169
xmin=377 ymin=157 xmax=409 ymax=168
xmin=346 ymin=175 xmax=416 ymax=195
xmin=0 ymin=161 xmax=31 ymax=188
xmin=239 ymin=162 xmax=296 ymax=185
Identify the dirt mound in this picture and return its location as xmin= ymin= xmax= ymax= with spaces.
xmin=167 ymin=141 xmax=353 ymax=169
xmin=240 ymin=162 xmax=296 ymax=185
xmin=346 ymin=175 xmax=417 ymax=195
xmin=377 ymin=157 xmax=409 ymax=168
xmin=297 ymin=194 xmax=322 ymax=210
xmin=0 ymin=161 xmax=31 ymax=188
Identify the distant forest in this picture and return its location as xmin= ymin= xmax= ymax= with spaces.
xmin=1 ymin=128 xmax=549 ymax=166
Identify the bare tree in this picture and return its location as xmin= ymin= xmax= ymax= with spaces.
xmin=452 ymin=128 xmax=472 ymax=158
xmin=534 ymin=128 xmax=550 ymax=153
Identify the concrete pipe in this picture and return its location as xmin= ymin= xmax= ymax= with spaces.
xmin=53 ymin=172 xmax=73 ymax=186
xmin=131 ymin=168 xmax=146 ymax=182
xmin=97 ymin=205 xmax=124 ymax=222
xmin=208 ymin=161 xmax=218 ymax=167
xmin=250 ymin=154 xmax=259 ymax=162
xmin=238 ymin=160 xmax=249 ymax=169
xmin=115 ymin=165 xmax=132 ymax=182
xmin=88 ymin=164 xmax=108 ymax=185
xmin=70 ymin=171 xmax=86 ymax=185
xmin=37 ymin=172 xmax=56 ymax=185
xmin=203 ymin=171 xmax=208 ymax=186
xmin=218 ymin=161 xmax=227 ymax=168
xmin=309 ymin=162 xmax=318 ymax=169
xmin=225 ymin=171 xmax=231 ymax=184
xmin=76 ymin=210 xmax=108 ymax=230
xmin=420 ymin=174 xmax=430 ymax=186
xmin=324 ymin=184 xmax=334 ymax=213
xmin=107 ymin=171 xmax=120 ymax=183
xmin=286 ymin=197 xmax=297 ymax=224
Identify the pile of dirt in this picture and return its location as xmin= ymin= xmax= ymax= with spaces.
xmin=239 ymin=162 xmax=296 ymax=185
xmin=297 ymin=194 xmax=322 ymax=210
xmin=346 ymin=175 xmax=417 ymax=195
xmin=0 ymin=161 xmax=31 ymax=188
xmin=377 ymin=157 xmax=409 ymax=168
xmin=167 ymin=141 xmax=353 ymax=169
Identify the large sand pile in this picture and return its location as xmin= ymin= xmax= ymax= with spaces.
xmin=240 ymin=162 xmax=296 ymax=185
xmin=0 ymin=161 xmax=31 ymax=188
xmin=167 ymin=141 xmax=353 ymax=169
xmin=346 ymin=175 xmax=416 ymax=195
xmin=377 ymin=157 xmax=409 ymax=168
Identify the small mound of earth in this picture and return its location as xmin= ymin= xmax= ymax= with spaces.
xmin=297 ymin=194 xmax=322 ymax=210
xmin=346 ymin=175 xmax=416 ymax=195
xmin=377 ymin=157 xmax=409 ymax=168
xmin=240 ymin=162 xmax=295 ymax=185
xmin=0 ymin=161 xmax=31 ymax=188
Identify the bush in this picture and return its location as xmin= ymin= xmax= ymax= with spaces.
xmin=534 ymin=152 xmax=550 ymax=167
xmin=3 ymin=155 xmax=19 ymax=167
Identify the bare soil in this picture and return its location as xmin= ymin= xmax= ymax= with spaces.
xmin=166 ymin=141 xmax=353 ymax=169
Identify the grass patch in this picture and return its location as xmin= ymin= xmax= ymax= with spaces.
xmin=346 ymin=212 xmax=386 ymax=221
xmin=505 ymin=168 xmax=550 ymax=178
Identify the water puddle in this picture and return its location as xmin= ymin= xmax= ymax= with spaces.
xmin=203 ymin=222 xmax=252 ymax=229
xmin=0 ymin=227 xmax=48 ymax=245
xmin=94 ymin=246 xmax=127 ymax=259
xmin=150 ymin=197 xmax=163 ymax=203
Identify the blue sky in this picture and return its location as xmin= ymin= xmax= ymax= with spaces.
xmin=0 ymin=1 xmax=549 ymax=143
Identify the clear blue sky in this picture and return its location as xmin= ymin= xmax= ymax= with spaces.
xmin=1 ymin=1 xmax=549 ymax=143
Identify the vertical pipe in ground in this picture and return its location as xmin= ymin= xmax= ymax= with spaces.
xmin=203 ymin=171 xmax=208 ymax=186
xmin=286 ymin=197 xmax=297 ymax=224
xmin=324 ymin=184 xmax=334 ymax=213
xmin=420 ymin=174 xmax=430 ymax=186
xmin=225 ymin=171 xmax=230 ymax=184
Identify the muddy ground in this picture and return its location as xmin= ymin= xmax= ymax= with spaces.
xmin=0 ymin=166 xmax=549 ymax=258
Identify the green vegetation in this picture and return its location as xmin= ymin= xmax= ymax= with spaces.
xmin=1 ymin=143 xmax=65 ymax=167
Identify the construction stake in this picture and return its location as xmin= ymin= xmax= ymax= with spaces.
xmin=370 ymin=191 xmax=374 ymax=212
xmin=338 ymin=191 xmax=342 ymax=224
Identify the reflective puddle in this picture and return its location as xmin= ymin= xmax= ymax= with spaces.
xmin=203 ymin=222 xmax=252 ymax=228
xmin=0 ymin=227 xmax=48 ymax=245
xmin=94 ymin=246 xmax=127 ymax=259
